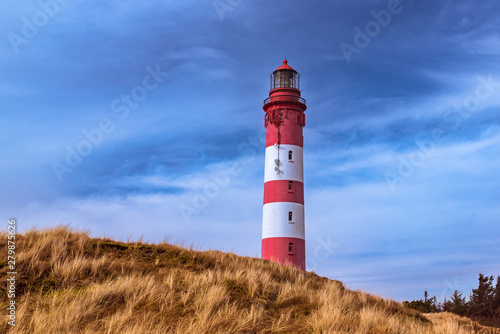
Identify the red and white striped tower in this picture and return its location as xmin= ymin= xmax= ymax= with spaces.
xmin=262 ymin=60 xmax=307 ymax=270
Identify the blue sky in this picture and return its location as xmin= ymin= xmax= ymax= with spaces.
xmin=1 ymin=0 xmax=499 ymax=301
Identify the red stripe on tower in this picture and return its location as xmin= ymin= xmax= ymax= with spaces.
xmin=261 ymin=60 xmax=307 ymax=270
xmin=263 ymin=180 xmax=304 ymax=205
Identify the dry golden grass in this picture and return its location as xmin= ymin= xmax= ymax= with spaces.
xmin=0 ymin=226 xmax=498 ymax=334
xmin=425 ymin=312 xmax=500 ymax=334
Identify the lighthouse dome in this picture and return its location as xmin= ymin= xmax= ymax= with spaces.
xmin=275 ymin=59 xmax=295 ymax=71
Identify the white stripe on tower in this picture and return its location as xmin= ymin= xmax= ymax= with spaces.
xmin=264 ymin=144 xmax=303 ymax=183
xmin=262 ymin=202 xmax=304 ymax=239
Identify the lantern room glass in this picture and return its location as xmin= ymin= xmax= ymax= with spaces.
xmin=270 ymin=69 xmax=300 ymax=90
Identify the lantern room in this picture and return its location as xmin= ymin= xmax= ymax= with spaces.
xmin=270 ymin=60 xmax=300 ymax=90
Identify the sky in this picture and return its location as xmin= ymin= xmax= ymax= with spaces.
xmin=1 ymin=0 xmax=499 ymax=301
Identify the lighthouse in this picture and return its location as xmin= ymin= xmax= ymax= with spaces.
xmin=262 ymin=60 xmax=307 ymax=270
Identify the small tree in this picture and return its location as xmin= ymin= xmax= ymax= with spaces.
xmin=469 ymin=273 xmax=495 ymax=317
xmin=450 ymin=290 xmax=467 ymax=316
xmin=442 ymin=297 xmax=452 ymax=313
xmin=493 ymin=275 xmax=500 ymax=317
xmin=403 ymin=291 xmax=438 ymax=313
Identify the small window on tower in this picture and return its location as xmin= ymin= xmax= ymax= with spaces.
xmin=288 ymin=150 xmax=293 ymax=161
xmin=288 ymin=211 xmax=293 ymax=221
xmin=280 ymin=113 xmax=284 ymax=121
xmin=288 ymin=181 xmax=293 ymax=192
xmin=289 ymin=243 xmax=293 ymax=253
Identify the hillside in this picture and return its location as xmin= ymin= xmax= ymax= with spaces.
xmin=1 ymin=226 xmax=498 ymax=334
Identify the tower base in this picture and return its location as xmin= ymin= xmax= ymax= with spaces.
xmin=261 ymin=237 xmax=305 ymax=270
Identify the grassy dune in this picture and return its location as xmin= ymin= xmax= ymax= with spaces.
xmin=0 ymin=226 xmax=498 ymax=333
